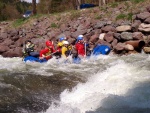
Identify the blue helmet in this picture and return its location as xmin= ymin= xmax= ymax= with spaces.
xmin=77 ymin=35 xmax=83 ymax=40
xmin=59 ymin=37 xmax=65 ymax=41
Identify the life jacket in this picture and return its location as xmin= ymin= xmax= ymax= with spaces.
xmin=61 ymin=46 xmax=71 ymax=58
xmin=22 ymin=43 xmax=35 ymax=56
xmin=75 ymin=42 xmax=85 ymax=56
xmin=40 ymin=48 xmax=54 ymax=60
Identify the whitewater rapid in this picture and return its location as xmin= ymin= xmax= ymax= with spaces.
xmin=0 ymin=54 xmax=150 ymax=113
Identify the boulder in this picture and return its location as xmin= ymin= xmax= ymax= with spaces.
xmin=131 ymin=20 xmax=141 ymax=32
xmin=89 ymin=34 xmax=99 ymax=43
xmin=114 ymin=42 xmax=125 ymax=51
xmin=120 ymin=32 xmax=133 ymax=41
xmin=0 ymin=32 xmax=8 ymax=39
xmin=2 ymin=47 xmax=22 ymax=57
xmin=143 ymin=47 xmax=150 ymax=53
xmin=111 ymin=39 xmax=118 ymax=48
xmin=138 ymin=23 xmax=150 ymax=32
xmin=104 ymin=33 xmax=114 ymax=43
xmin=101 ymin=25 xmax=116 ymax=33
xmin=136 ymin=12 xmax=150 ymax=20
xmin=0 ymin=45 xmax=9 ymax=53
xmin=116 ymin=25 xmax=131 ymax=32
xmin=124 ymin=44 xmax=134 ymax=51
xmin=144 ymin=17 xmax=150 ymax=24
xmin=132 ymin=32 xmax=144 ymax=40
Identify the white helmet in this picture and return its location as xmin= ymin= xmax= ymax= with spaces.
xmin=63 ymin=41 xmax=69 ymax=45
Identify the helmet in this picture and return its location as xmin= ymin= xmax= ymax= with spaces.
xmin=77 ymin=35 xmax=83 ymax=40
xmin=59 ymin=37 xmax=65 ymax=42
xmin=63 ymin=41 xmax=69 ymax=45
xmin=46 ymin=40 xmax=53 ymax=47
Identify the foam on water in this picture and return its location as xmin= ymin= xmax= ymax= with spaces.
xmin=45 ymin=54 xmax=150 ymax=113
xmin=1 ymin=54 xmax=150 ymax=113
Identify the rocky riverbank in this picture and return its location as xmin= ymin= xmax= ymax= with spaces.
xmin=0 ymin=1 xmax=150 ymax=57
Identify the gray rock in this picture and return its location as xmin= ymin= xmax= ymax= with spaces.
xmin=121 ymin=32 xmax=133 ymax=40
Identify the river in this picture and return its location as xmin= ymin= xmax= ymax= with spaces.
xmin=0 ymin=53 xmax=150 ymax=113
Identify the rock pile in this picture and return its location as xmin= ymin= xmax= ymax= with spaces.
xmin=0 ymin=6 xmax=150 ymax=57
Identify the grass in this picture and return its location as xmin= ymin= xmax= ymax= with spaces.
xmin=51 ymin=23 xmax=58 ymax=28
xmin=127 ymin=13 xmax=133 ymax=20
xmin=95 ymin=14 xmax=102 ymax=19
xmin=116 ymin=14 xmax=126 ymax=20
xmin=131 ymin=0 xmax=145 ymax=3
xmin=109 ymin=2 xmax=119 ymax=8
xmin=12 ymin=18 xmax=28 ymax=27
xmin=69 ymin=10 xmax=81 ymax=20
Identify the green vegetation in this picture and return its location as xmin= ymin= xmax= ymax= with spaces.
xmin=95 ymin=14 xmax=102 ymax=20
xmin=131 ymin=0 xmax=145 ymax=3
xmin=116 ymin=14 xmax=126 ymax=20
xmin=70 ymin=11 xmax=81 ymax=20
xmin=51 ymin=23 xmax=58 ymax=28
xmin=12 ymin=18 xmax=28 ymax=27
xmin=127 ymin=13 xmax=133 ymax=20
xmin=116 ymin=13 xmax=133 ymax=21
xmin=109 ymin=2 xmax=119 ymax=8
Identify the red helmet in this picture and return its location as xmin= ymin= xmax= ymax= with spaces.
xmin=46 ymin=40 xmax=53 ymax=47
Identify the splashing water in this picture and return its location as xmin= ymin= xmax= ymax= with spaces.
xmin=0 ymin=54 xmax=150 ymax=113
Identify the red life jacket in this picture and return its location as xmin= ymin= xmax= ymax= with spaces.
xmin=75 ymin=42 xmax=85 ymax=56
xmin=40 ymin=47 xmax=55 ymax=60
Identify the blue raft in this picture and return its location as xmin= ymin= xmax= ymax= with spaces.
xmin=23 ymin=56 xmax=81 ymax=64
xmin=92 ymin=44 xmax=111 ymax=56
xmin=23 ymin=56 xmax=47 ymax=63
xmin=23 ymin=45 xmax=111 ymax=63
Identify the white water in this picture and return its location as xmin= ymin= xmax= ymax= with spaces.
xmin=1 ymin=54 xmax=150 ymax=113
xmin=45 ymin=54 xmax=150 ymax=113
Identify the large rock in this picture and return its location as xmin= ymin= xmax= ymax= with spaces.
xmin=89 ymin=34 xmax=99 ymax=43
xmin=104 ymin=33 xmax=114 ymax=43
xmin=0 ymin=32 xmax=8 ymax=39
xmin=138 ymin=23 xmax=150 ymax=32
xmin=120 ymin=32 xmax=133 ymax=41
xmin=131 ymin=20 xmax=141 ymax=32
xmin=1 ymin=38 xmax=14 ymax=46
xmin=144 ymin=17 xmax=150 ymax=24
xmin=116 ymin=25 xmax=131 ymax=32
xmin=94 ymin=21 xmax=107 ymax=29
xmin=114 ymin=42 xmax=125 ymax=51
xmin=0 ymin=45 xmax=9 ymax=53
xmin=132 ymin=32 xmax=144 ymax=40
xmin=136 ymin=12 xmax=150 ymax=20
xmin=124 ymin=44 xmax=134 ymax=51
xmin=143 ymin=47 xmax=150 ymax=53
xmin=111 ymin=39 xmax=118 ymax=48
xmin=2 ymin=47 xmax=22 ymax=57
xmin=101 ymin=25 xmax=116 ymax=33
xmin=71 ymin=30 xmax=87 ymax=38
